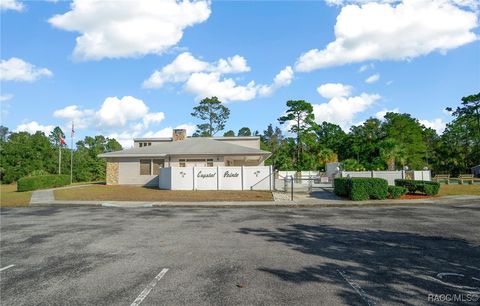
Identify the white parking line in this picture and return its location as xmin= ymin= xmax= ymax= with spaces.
xmin=0 ymin=265 xmax=15 ymax=272
xmin=337 ymin=270 xmax=376 ymax=306
xmin=130 ymin=268 xmax=169 ymax=306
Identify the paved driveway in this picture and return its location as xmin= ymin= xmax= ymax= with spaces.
xmin=1 ymin=204 xmax=479 ymax=305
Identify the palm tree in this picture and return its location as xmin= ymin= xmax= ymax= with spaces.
xmin=317 ymin=148 xmax=338 ymax=166
xmin=379 ymin=138 xmax=406 ymax=170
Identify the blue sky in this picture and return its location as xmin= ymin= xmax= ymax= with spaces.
xmin=1 ymin=0 xmax=479 ymax=147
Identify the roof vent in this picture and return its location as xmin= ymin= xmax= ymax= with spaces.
xmin=172 ymin=129 xmax=187 ymax=141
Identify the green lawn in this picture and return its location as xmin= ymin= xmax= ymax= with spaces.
xmin=0 ymin=184 xmax=32 ymax=207
xmin=55 ymin=185 xmax=273 ymax=202
xmin=438 ymin=184 xmax=480 ymax=197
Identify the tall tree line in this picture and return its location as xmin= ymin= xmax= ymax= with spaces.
xmin=1 ymin=92 xmax=477 ymax=183
xmin=190 ymin=94 xmax=480 ymax=174
xmin=0 ymin=127 xmax=122 ymax=184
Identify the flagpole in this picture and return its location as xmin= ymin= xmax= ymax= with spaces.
xmin=59 ymin=145 xmax=61 ymax=174
xmin=70 ymin=121 xmax=74 ymax=184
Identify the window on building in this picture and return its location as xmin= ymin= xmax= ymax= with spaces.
xmin=179 ymin=159 xmax=186 ymax=167
xmin=140 ymin=159 xmax=151 ymax=175
xmin=152 ymin=159 xmax=164 ymax=175
xmin=148 ymin=142 xmax=152 ymax=146
xmin=139 ymin=143 xmax=143 ymax=148
xmin=206 ymin=159 xmax=214 ymax=167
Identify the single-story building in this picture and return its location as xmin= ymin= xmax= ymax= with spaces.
xmin=99 ymin=129 xmax=271 ymax=186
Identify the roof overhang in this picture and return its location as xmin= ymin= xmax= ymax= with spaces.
xmin=98 ymin=152 xmax=271 ymax=159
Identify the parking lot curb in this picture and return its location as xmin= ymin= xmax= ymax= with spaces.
xmin=26 ymin=195 xmax=480 ymax=208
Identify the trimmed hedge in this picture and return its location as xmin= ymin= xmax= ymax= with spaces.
xmin=17 ymin=174 xmax=70 ymax=192
xmin=394 ymin=179 xmax=440 ymax=196
xmin=334 ymin=178 xmax=350 ymax=197
xmin=349 ymin=178 xmax=389 ymax=201
xmin=334 ymin=177 xmax=388 ymax=201
xmin=388 ymin=186 xmax=407 ymax=199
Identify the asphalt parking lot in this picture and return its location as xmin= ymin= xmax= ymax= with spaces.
xmin=1 ymin=204 xmax=479 ymax=305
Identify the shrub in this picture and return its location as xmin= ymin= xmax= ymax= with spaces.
xmin=394 ymin=179 xmax=440 ymax=196
xmin=17 ymin=174 xmax=70 ymax=192
xmin=334 ymin=178 xmax=350 ymax=197
xmin=349 ymin=177 xmax=388 ymax=201
xmin=28 ymin=169 xmax=50 ymax=176
xmin=388 ymin=186 xmax=407 ymax=199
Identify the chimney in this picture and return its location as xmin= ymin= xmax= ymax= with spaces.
xmin=172 ymin=129 xmax=187 ymax=141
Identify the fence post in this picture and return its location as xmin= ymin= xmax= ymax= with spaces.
xmin=269 ymin=166 xmax=272 ymax=191
xmin=192 ymin=166 xmax=196 ymax=190
xmin=217 ymin=166 xmax=220 ymax=190
xmin=241 ymin=166 xmax=245 ymax=190
xmin=291 ymin=175 xmax=294 ymax=201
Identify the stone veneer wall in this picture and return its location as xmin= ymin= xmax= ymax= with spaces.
xmin=106 ymin=159 xmax=119 ymax=185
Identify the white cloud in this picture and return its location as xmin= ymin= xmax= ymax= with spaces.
xmin=53 ymin=96 xmax=165 ymax=135
xmin=95 ymin=96 xmax=150 ymax=129
xmin=359 ymin=63 xmax=374 ymax=72
xmin=143 ymin=52 xmax=209 ymax=88
xmin=142 ymin=112 xmax=166 ymax=129
xmin=53 ymin=105 xmax=95 ymax=129
xmin=143 ymin=123 xmax=196 ymax=138
xmin=15 ymin=121 xmax=55 ymax=135
xmin=106 ymin=131 xmax=139 ymax=149
xmin=144 ymin=52 xmax=292 ymax=102
xmin=143 ymin=52 xmax=250 ymax=89
xmin=375 ymin=107 xmax=399 ymax=120
xmin=185 ymin=72 xmax=258 ymax=102
xmin=317 ymin=83 xmax=353 ymax=98
xmin=0 ymin=58 xmax=52 ymax=81
xmin=419 ymin=118 xmax=446 ymax=134
xmin=0 ymin=94 xmax=13 ymax=102
xmin=365 ymin=73 xmax=380 ymax=84
xmin=48 ymin=0 xmax=211 ymax=60
xmin=258 ymin=66 xmax=294 ymax=96
xmin=326 ymin=0 xmax=479 ymax=10
xmin=144 ymin=52 xmax=294 ymax=102
xmin=0 ymin=0 xmax=24 ymax=11
xmin=215 ymin=55 xmax=251 ymax=74
xmin=313 ymin=93 xmax=381 ymax=130
xmin=296 ymin=0 xmax=478 ymax=72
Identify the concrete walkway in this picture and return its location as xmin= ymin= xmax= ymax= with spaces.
xmin=29 ymin=189 xmax=55 ymax=204
xmin=29 ymin=184 xmax=96 ymax=205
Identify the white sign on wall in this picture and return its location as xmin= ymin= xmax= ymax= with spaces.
xmin=159 ymin=166 xmax=273 ymax=190
xmin=218 ymin=167 xmax=242 ymax=190
xmin=195 ymin=167 xmax=218 ymax=190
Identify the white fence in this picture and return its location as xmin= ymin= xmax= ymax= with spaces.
xmin=341 ymin=170 xmax=431 ymax=185
xmin=159 ymin=166 xmax=273 ymax=190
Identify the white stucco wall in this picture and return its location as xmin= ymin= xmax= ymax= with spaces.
xmin=167 ymin=155 xmax=225 ymax=167
xmin=218 ymin=167 xmax=243 ymax=190
xmin=159 ymin=166 xmax=273 ymax=190
xmin=117 ymin=157 xmax=159 ymax=186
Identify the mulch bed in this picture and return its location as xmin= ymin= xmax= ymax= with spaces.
xmin=400 ymin=193 xmax=434 ymax=200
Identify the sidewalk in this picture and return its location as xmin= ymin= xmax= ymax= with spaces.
xmin=29 ymin=187 xmax=480 ymax=208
